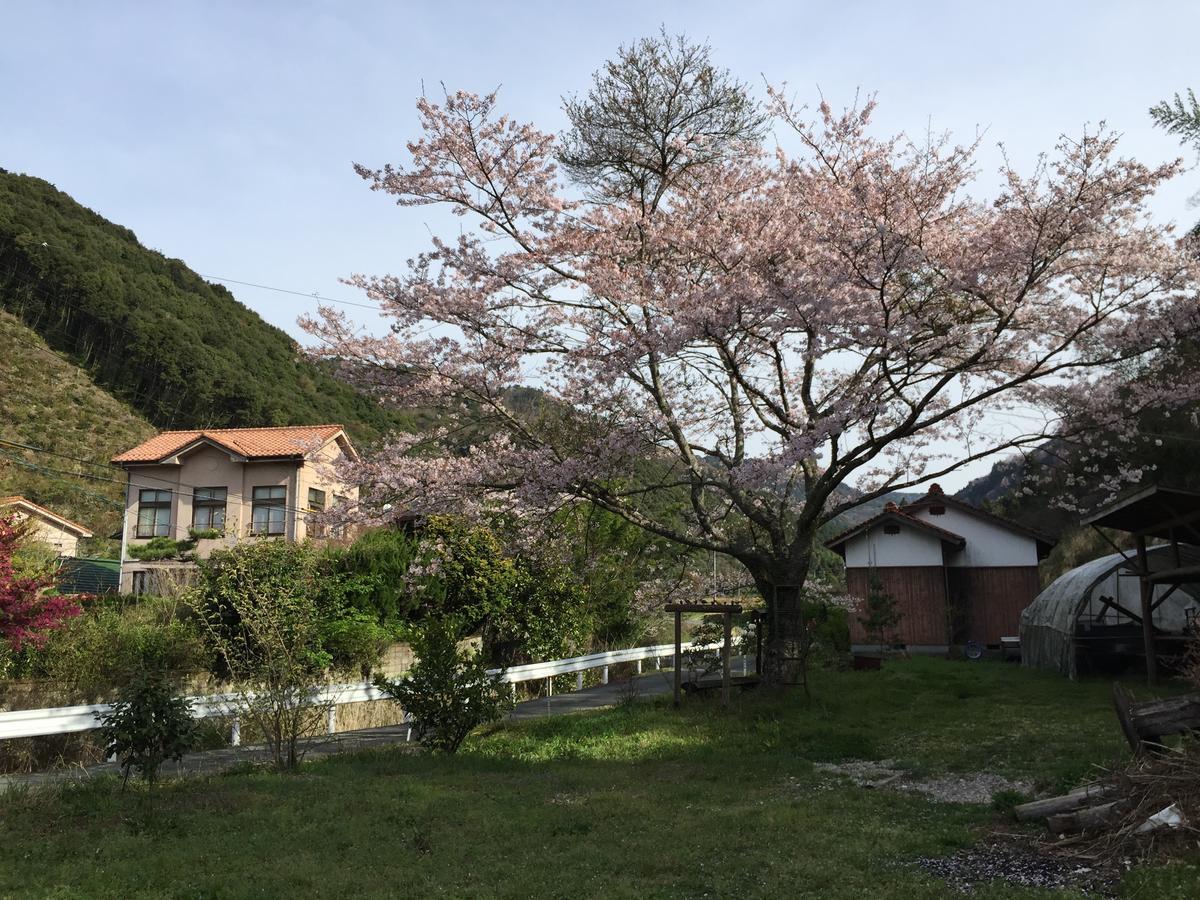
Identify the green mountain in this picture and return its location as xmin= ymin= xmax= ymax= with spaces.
xmin=0 ymin=309 xmax=156 ymax=554
xmin=0 ymin=168 xmax=409 ymax=447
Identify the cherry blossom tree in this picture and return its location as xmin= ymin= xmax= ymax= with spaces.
xmin=306 ymin=46 xmax=1197 ymax=683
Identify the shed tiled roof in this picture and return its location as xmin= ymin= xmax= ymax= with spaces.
xmin=900 ymin=484 xmax=1055 ymax=553
xmin=112 ymin=425 xmax=351 ymax=464
xmin=823 ymin=505 xmax=966 ymax=552
xmin=0 ymin=496 xmax=94 ymax=537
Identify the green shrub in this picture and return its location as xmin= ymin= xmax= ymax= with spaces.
xmin=374 ymin=620 xmax=510 ymax=754
xmin=336 ymin=518 xmax=598 ymax=668
xmin=858 ymin=573 xmax=902 ymax=650
xmin=320 ymin=612 xmax=395 ymax=678
xmin=33 ymin=596 xmax=204 ymax=701
xmin=328 ymin=527 xmax=421 ymax=624
xmin=191 ymin=540 xmax=375 ymax=769
xmin=484 ymin=553 xmax=593 ymax=668
xmin=95 ymin=671 xmax=199 ymax=787
xmin=806 ymin=601 xmax=850 ymax=654
xmin=126 ymin=537 xmax=196 ymax=562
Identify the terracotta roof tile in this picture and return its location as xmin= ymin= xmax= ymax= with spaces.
xmin=112 ymin=425 xmax=351 ymax=464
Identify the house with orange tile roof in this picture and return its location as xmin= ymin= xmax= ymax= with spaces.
xmin=824 ymin=484 xmax=1054 ymax=653
xmin=0 ymin=496 xmax=93 ymax=558
xmin=111 ymin=425 xmax=358 ymax=594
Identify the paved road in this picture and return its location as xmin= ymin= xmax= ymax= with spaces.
xmin=0 ymin=657 xmax=755 ymax=792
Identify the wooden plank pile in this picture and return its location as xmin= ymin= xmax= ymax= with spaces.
xmin=1013 ymin=685 xmax=1200 ymax=839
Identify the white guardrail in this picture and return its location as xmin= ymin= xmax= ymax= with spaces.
xmin=0 ymin=640 xmax=710 ymax=745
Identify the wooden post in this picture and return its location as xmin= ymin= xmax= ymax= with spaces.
xmin=722 ymin=612 xmax=732 ymax=706
xmin=673 ymin=609 xmax=682 ymax=707
xmin=755 ymin=614 xmax=764 ymax=676
xmin=1136 ymin=534 xmax=1158 ymax=684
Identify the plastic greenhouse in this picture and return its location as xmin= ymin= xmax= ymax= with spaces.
xmin=1020 ymin=545 xmax=1200 ymax=679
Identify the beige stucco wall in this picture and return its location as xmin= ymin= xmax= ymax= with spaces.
xmin=119 ymin=437 xmax=358 ymax=592
xmin=8 ymin=511 xmax=81 ymax=557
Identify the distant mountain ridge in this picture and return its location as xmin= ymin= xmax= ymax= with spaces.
xmin=0 ymin=168 xmax=411 ymax=447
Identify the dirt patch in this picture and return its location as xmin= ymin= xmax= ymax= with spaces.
xmin=813 ymin=759 xmax=1034 ymax=805
xmin=914 ymin=839 xmax=1119 ymax=896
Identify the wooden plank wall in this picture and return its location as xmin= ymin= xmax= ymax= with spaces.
xmin=948 ymin=566 xmax=1040 ymax=646
xmin=846 ymin=567 xmax=949 ymax=646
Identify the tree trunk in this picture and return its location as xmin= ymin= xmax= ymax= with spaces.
xmin=751 ymin=548 xmax=814 ymax=687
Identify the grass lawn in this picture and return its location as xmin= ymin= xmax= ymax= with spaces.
xmin=3 ymin=658 xmax=1199 ymax=898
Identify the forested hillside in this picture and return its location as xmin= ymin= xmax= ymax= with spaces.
xmin=0 ymin=169 xmax=409 ymax=446
xmin=0 ymin=310 xmax=155 ymax=554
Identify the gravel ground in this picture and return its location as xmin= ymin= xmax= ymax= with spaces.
xmin=813 ymin=759 xmax=1034 ymax=804
xmin=914 ymin=841 xmax=1118 ymax=896
xmin=811 ymin=761 xmax=1120 ymax=894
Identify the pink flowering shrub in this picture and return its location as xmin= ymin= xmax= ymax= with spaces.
xmin=0 ymin=514 xmax=82 ymax=651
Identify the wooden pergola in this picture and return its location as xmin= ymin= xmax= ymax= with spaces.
xmin=1082 ymin=484 xmax=1200 ymax=684
xmin=664 ymin=601 xmax=763 ymax=707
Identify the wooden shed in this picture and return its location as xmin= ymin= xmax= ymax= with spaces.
xmin=825 ymin=484 xmax=1054 ymax=652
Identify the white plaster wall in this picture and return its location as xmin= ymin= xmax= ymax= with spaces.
xmin=843 ymin=523 xmax=945 ymax=568
xmin=8 ymin=511 xmax=80 ymax=556
xmin=907 ymin=505 xmax=1038 ymax=567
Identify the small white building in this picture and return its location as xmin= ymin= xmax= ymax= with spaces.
xmin=825 ymin=484 xmax=1053 ymax=651
xmin=0 ymin=496 xmax=93 ymax=558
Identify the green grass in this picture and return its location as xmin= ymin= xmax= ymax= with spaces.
xmin=2 ymin=659 xmax=1199 ymax=898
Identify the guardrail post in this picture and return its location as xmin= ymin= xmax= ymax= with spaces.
xmin=601 ymin=665 xmax=609 ymax=685
xmin=636 ymin=659 xmax=643 ymax=675
xmin=546 ymin=676 xmax=552 ymax=698
xmin=655 ymin=656 xmax=661 ymax=671
xmin=511 ymin=683 xmax=517 ymax=703
xmin=576 ymin=672 xmax=584 ymax=691
xmin=327 ymin=705 xmax=337 ymax=735
xmin=230 ymin=717 xmax=241 ymax=747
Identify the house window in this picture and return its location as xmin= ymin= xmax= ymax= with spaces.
xmin=136 ymin=489 xmax=172 ymax=538
xmin=929 ymin=504 xmax=946 ymax=516
xmin=883 ymin=523 xmax=901 ymax=535
xmin=250 ymin=486 xmax=287 ymax=536
xmin=307 ymin=488 xmax=327 ymax=538
xmin=192 ymin=487 xmax=227 ymax=531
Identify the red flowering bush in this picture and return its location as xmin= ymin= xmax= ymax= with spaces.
xmin=0 ymin=514 xmax=82 ymax=651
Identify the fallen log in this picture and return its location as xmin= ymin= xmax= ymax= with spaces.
xmin=1047 ymin=801 xmax=1119 ymax=836
xmin=1014 ymin=784 xmax=1116 ymax=822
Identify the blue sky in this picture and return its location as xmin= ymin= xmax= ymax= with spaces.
xmin=5 ymin=1 xmax=1199 ymax=485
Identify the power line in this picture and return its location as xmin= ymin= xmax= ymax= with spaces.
xmin=0 ymin=452 xmax=124 ymax=508
xmin=200 ymin=274 xmax=383 ymax=312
